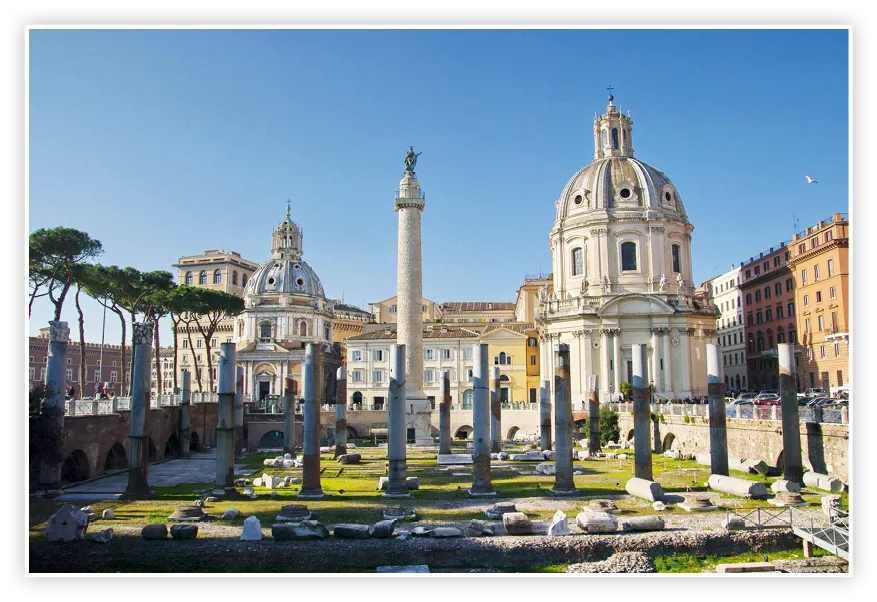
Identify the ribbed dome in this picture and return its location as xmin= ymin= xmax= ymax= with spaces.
xmin=556 ymin=156 xmax=687 ymax=221
xmin=247 ymin=258 xmax=324 ymax=298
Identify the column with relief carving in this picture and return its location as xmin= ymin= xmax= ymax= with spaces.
xmin=612 ymin=329 xmax=622 ymax=396
xmin=650 ymin=328 xmax=662 ymax=393
xmin=662 ymin=328 xmax=674 ymax=398
xmin=600 ymin=329 xmax=612 ymax=400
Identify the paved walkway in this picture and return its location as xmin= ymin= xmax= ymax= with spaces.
xmin=58 ymin=451 xmax=249 ymax=502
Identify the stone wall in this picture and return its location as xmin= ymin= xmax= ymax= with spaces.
xmin=617 ymin=411 xmax=849 ymax=483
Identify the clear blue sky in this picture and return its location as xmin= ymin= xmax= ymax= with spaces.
xmin=27 ymin=28 xmax=849 ymax=345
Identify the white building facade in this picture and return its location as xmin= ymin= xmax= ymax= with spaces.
xmin=536 ymin=94 xmax=718 ymax=403
xmin=707 ymin=266 xmax=747 ymax=392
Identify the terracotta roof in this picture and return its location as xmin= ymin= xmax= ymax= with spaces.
xmin=346 ymin=326 xmax=480 ymax=341
xmin=440 ymin=302 xmax=515 ymax=312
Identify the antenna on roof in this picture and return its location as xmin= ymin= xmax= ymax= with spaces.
xmin=793 ymin=214 xmax=800 ymax=235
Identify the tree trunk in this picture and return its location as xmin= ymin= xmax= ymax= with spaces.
xmin=171 ymin=315 xmax=179 ymax=391
xmin=128 ymin=310 xmax=136 ymax=396
xmin=196 ymin=319 xmax=219 ymax=393
xmin=153 ymin=319 xmax=162 ymax=396
xmin=52 ymin=274 xmax=73 ymax=321
xmin=111 ymin=307 xmax=126 ymax=396
xmin=184 ymin=318 xmax=203 ymax=392
xmin=75 ymin=285 xmax=86 ymax=400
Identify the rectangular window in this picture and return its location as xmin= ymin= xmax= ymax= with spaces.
xmin=803 ymin=295 xmax=809 ymax=307
xmin=777 ymin=306 xmax=783 ymax=319
xmin=754 ymin=266 xmax=760 ymax=276
xmin=211 ymin=338 xmax=217 ymax=347
xmin=786 ymin=278 xmax=793 ymax=292
xmin=788 ymin=302 xmax=795 ymax=316
xmin=765 ymin=309 xmax=772 ymax=321
xmin=755 ymin=290 xmax=761 ymax=302
xmin=775 ymin=283 xmax=782 ymax=296
xmin=110 ymin=371 xmax=117 ymax=382
xmin=814 ymin=264 xmax=820 ymax=281
xmin=745 ymin=269 xmax=751 ymax=279
xmin=827 ymin=259 xmax=834 ymax=276
xmin=837 ymin=370 xmax=843 ymax=386
xmin=763 ymin=260 xmax=769 ymax=271
xmin=573 ymin=247 xmax=584 ymax=276
xmin=373 ymin=350 xmax=384 ymax=362
xmin=373 ymin=371 xmax=384 ymax=383
xmin=441 ymin=349 xmax=452 ymax=360
xmin=93 ymin=370 xmax=100 ymax=382
xmin=389 ymin=305 xmax=397 ymax=313
xmin=798 ymin=243 xmax=805 ymax=254
xmin=467 ymin=369 xmax=473 ymax=382
xmin=747 ymin=314 xmax=754 ymax=326
xmin=830 ymin=286 xmax=836 ymax=299
xmin=529 ymin=388 xmax=537 ymax=404
xmin=831 ymin=312 xmax=838 ymax=331
xmin=774 ymin=256 xmax=780 ymax=267
xmin=801 ymin=269 xmax=807 ymax=285
xmin=820 ymin=346 xmax=826 ymax=359
xmin=40 ymin=368 xmax=46 ymax=380
xmin=818 ymin=315 xmax=824 ymax=331
xmin=422 ymin=305 xmax=427 ymax=313
xmin=805 ymin=318 xmax=811 ymax=333
xmin=811 ymin=237 xmax=818 ymax=249
xmin=834 ymin=343 xmax=840 ymax=358
xmin=29 ymin=367 xmax=35 ymax=380
xmin=197 ymin=339 xmax=203 ymax=348
xmin=764 ymin=286 xmax=771 ymax=300
xmin=352 ymin=350 xmax=362 ymax=362
xmin=530 ymin=354 xmax=536 ymax=365
xmin=351 ymin=370 xmax=362 ymax=383
xmin=464 ymin=348 xmax=473 ymax=360
xmin=112 ymin=361 xmax=117 ymax=367
xmin=620 ymin=241 xmax=637 ymax=271
xmin=825 ymin=231 xmax=833 ymax=243
xmin=424 ymin=369 xmax=434 ymax=383
xmin=66 ymin=369 xmax=72 ymax=382
xmin=425 ymin=349 xmax=434 ymax=360
xmin=183 ymin=339 xmax=188 ymax=348
xmin=671 ymin=245 xmax=681 ymax=273
xmin=746 ymin=293 xmax=752 ymax=305
xmin=816 ymin=291 xmax=822 ymax=303
xmin=756 ymin=312 xmax=762 ymax=324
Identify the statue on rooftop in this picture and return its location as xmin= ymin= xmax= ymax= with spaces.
xmin=404 ymin=146 xmax=422 ymax=172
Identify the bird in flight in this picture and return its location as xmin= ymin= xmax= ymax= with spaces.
xmin=806 ymin=176 xmax=818 ymax=184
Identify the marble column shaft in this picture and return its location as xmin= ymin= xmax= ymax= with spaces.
xmin=588 ymin=374 xmax=601 ymax=454
xmin=234 ymin=366 xmax=244 ymax=456
xmin=600 ymin=330 xmax=612 ymax=400
xmin=490 ymin=366 xmax=502 ymax=453
xmin=283 ymin=391 xmax=295 ymax=456
xmin=386 ymin=344 xmax=409 ymax=497
xmin=469 ymin=343 xmax=494 ymax=496
xmin=612 ymin=332 xmax=622 ymax=396
xmin=126 ymin=322 xmax=153 ymax=496
xmin=215 ymin=342 xmax=236 ymax=491
xmin=38 ymin=320 xmax=69 ymax=490
xmin=662 ymin=329 xmax=674 ymax=396
xmin=299 ymin=343 xmax=324 ymax=498
xmin=779 ymin=344 xmax=804 ymax=483
xmin=179 ymin=370 xmax=191 ymax=458
xmin=631 ymin=343 xmax=653 ymax=481
xmin=439 ymin=371 xmax=452 ymax=455
xmin=335 ymin=366 xmax=348 ymax=457
xmin=539 ymin=379 xmax=552 ymax=451
xmin=551 ymin=344 xmax=576 ymax=495
xmin=650 ymin=329 xmax=662 ymax=392
xmin=706 ymin=344 xmax=729 ymax=476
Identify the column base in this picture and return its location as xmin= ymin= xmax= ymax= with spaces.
xmin=548 ymin=487 xmax=579 ymax=496
xmin=413 ymin=437 xmax=434 ymax=447
xmin=212 ymin=487 xmax=241 ymax=498
xmin=296 ymin=489 xmax=326 ymax=500
xmin=468 ymin=489 xmax=497 ymax=497
xmin=383 ymin=491 xmax=412 ymax=499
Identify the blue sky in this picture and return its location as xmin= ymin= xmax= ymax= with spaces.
xmin=27 ymin=28 xmax=849 ymax=344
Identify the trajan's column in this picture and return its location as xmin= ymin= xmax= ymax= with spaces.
xmin=396 ymin=146 xmax=433 ymax=446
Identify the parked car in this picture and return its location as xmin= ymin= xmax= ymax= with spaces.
xmin=805 ymin=387 xmax=826 ymax=397
xmin=732 ymin=399 xmax=754 ymax=406
xmin=806 ymin=397 xmax=835 ymax=408
xmin=734 ymin=392 xmax=758 ymax=403
xmin=754 ymin=396 xmax=781 ymax=406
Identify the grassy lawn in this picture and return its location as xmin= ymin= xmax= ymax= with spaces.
xmin=654 ymin=547 xmax=829 ymax=573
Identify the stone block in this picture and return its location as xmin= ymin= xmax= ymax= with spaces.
xmin=485 ymin=502 xmax=517 ymax=519
xmin=511 ymin=451 xmax=544 ymax=462
xmin=803 ymin=472 xmax=843 ymax=492
xmin=141 ymin=524 xmax=168 ymax=541
xmin=587 ymin=499 xmax=619 ymax=513
xmin=716 ymin=562 xmax=777 ymax=573
xmin=770 ymin=479 xmax=802 ymax=494
xmin=243 ymin=487 xmax=255 ymax=496
xmin=625 ymin=477 xmax=665 ymax=502
xmin=240 ymin=516 xmax=263 ymax=541
xmin=376 ymin=476 xmax=389 ymax=491
xmin=369 ymin=520 xmax=396 ymax=539
xmin=663 ymin=450 xmax=681 ymax=459
xmin=821 ymin=494 xmax=842 ymax=518
xmin=430 ymin=527 xmax=463 ymax=538
xmin=376 ymin=566 xmax=430 ymax=573
xmin=498 ymin=452 xmax=509 ymax=460
xmin=410 ymin=526 xmax=434 ymax=536
xmin=502 ymin=512 xmax=533 ymax=535
xmin=273 ymin=521 xmax=329 ymax=540
xmin=89 ymin=528 xmax=113 ymax=544
xmin=543 ymin=449 xmax=556 ymax=460
xmin=102 ymin=508 xmax=115 ymax=520
xmin=333 ymin=524 xmax=370 ymax=539
xmin=170 ymin=524 xmax=198 ymax=540
xmin=406 ymin=477 xmax=419 ymax=490
xmin=220 ymin=508 xmax=241 ymax=520
xmin=535 ymin=463 xmax=556 ymax=475
xmin=708 ymin=474 xmax=769 ymax=499
xmin=466 ymin=519 xmax=494 ymax=537
xmin=576 ymin=511 xmax=617 ymax=533
xmin=622 ymin=516 xmax=665 ymax=532
xmin=337 ymin=453 xmax=361 ymax=465
xmin=723 ymin=515 xmax=745 ymax=530
xmin=548 ymin=510 xmax=570 ymax=537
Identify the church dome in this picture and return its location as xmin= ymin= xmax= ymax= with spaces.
xmin=247 ymin=257 xmax=324 ymax=298
xmin=555 ymin=94 xmax=688 ymax=223
xmin=244 ymin=206 xmax=325 ymax=300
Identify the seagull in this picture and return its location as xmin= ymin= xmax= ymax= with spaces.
xmin=805 ymin=176 xmax=818 ymax=184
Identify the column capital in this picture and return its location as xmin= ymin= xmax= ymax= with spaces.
xmin=649 ymin=327 xmax=671 ymax=335
xmin=601 ymin=327 xmax=621 ymax=336
xmin=677 ymin=327 xmax=696 ymax=336
xmin=648 ymin=226 xmax=665 ymax=233
xmin=589 ymin=227 xmax=608 ymax=236
xmin=133 ymin=322 xmax=155 ymax=345
xmin=48 ymin=320 xmax=70 ymax=343
xmin=702 ymin=328 xmax=718 ymax=337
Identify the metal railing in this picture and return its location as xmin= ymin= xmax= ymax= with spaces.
xmin=727 ymin=506 xmax=794 ymax=529
xmin=613 ymin=402 xmax=847 ymax=425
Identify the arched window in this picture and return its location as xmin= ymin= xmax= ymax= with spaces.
xmin=611 ymin=128 xmax=619 ymax=150
xmin=213 ymin=269 xmax=222 ymax=284
xmin=185 ymin=271 xmax=193 ymax=285
xmin=299 ymin=321 xmax=308 ymax=338
xmin=231 ymin=271 xmax=238 ymax=285
xmin=241 ymin=274 xmax=248 ymax=288
xmin=671 ymin=244 xmax=681 ymax=273
xmin=601 ymin=129 xmax=608 ymax=149
xmin=571 ymin=247 xmax=583 ymax=276
xmin=499 ymin=352 xmax=507 ymax=365
xmin=621 ymin=242 xmax=637 ymax=271
xmin=777 ymin=326 xmax=785 ymax=344
xmin=352 ymin=392 xmax=363 ymax=407
xmin=199 ymin=270 xmax=207 ymax=285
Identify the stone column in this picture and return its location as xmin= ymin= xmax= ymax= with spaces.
xmin=469 ymin=343 xmax=495 ymax=496
xmin=395 ymin=169 xmax=432 ymax=445
xmin=779 ymin=343 xmax=804 ymax=484
xmin=335 ymin=367 xmax=348 ymax=457
xmin=706 ymin=344 xmax=729 ymax=476
xmin=662 ymin=328 xmax=674 ymax=397
xmin=588 ymin=374 xmax=601 ymax=454
xmin=650 ymin=328 xmax=662 ymax=392
xmin=386 ymin=344 xmax=410 ymax=497
xmin=38 ymin=320 xmax=69 ymax=492
xmin=600 ymin=329 xmax=612 ymax=400
xmin=539 ymin=379 xmax=552 ymax=451
xmin=125 ymin=322 xmax=153 ymax=497
xmin=551 ymin=344 xmax=576 ymax=495
xmin=612 ymin=330 xmax=622 ymax=397
xmin=631 ymin=343 xmax=653 ymax=481
xmin=298 ymin=343 xmax=324 ymax=498
xmin=234 ymin=366 xmax=244 ymax=457
xmin=439 ymin=370 xmax=452 ymax=455
xmin=283 ymin=390 xmax=295 ymax=456
xmin=214 ymin=342 xmax=236 ymax=495
xmin=490 ymin=366 xmax=502 ymax=453
xmin=179 ymin=370 xmax=191 ymax=458
xmin=678 ymin=328 xmax=693 ymax=398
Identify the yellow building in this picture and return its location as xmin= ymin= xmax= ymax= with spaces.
xmin=788 ymin=213 xmax=849 ymax=393
xmin=329 ymin=300 xmax=375 ymax=363
xmin=368 ymin=295 xmax=443 ymax=323
xmin=439 ymin=301 xmax=517 ymax=324
xmin=514 ymin=275 xmax=553 ymax=323
xmin=172 ymin=249 xmax=260 ymax=392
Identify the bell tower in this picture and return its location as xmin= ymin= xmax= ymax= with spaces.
xmin=271 ymin=202 xmax=304 ymax=260
xmin=593 ymin=89 xmax=635 ymax=160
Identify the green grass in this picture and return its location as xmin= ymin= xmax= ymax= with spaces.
xmin=654 ymin=548 xmax=829 ymax=573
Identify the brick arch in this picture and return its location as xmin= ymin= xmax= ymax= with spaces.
xmin=454 ymin=425 xmax=473 ymax=440
xmin=662 ymin=432 xmax=677 ymax=452
xmin=506 ymin=426 xmax=520 ymax=440
xmin=102 ymin=441 xmax=129 ymax=472
xmin=61 ymin=449 xmax=91 ymax=484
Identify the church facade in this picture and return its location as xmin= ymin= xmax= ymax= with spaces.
xmin=536 ymin=94 xmax=718 ymax=403
xmin=234 ymin=208 xmax=341 ymax=406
